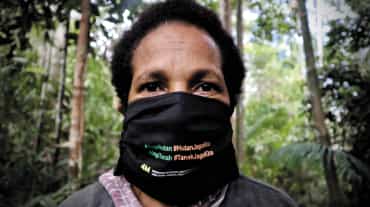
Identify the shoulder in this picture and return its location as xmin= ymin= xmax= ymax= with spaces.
xmin=59 ymin=182 xmax=114 ymax=207
xmin=222 ymin=175 xmax=298 ymax=207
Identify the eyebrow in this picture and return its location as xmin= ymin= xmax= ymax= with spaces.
xmin=189 ymin=69 xmax=224 ymax=86
xmin=134 ymin=68 xmax=224 ymax=86
xmin=135 ymin=70 xmax=168 ymax=84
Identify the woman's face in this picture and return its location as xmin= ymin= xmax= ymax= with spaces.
xmin=128 ymin=21 xmax=230 ymax=105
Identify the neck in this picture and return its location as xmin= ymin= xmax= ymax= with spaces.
xmin=132 ymin=185 xmax=170 ymax=207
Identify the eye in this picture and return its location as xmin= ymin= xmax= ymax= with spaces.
xmin=199 ymin=83 xmax=214 ymax=91
xmin=139 ymin=81 xmax=163 ymax=92
xmin=195 ymin=82 xmax=222 ymax=93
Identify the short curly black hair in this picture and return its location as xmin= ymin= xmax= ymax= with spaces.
xmin=111 ymin=0 xmax=246 ymax=109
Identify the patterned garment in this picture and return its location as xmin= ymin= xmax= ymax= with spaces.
xmin=99 ymin=170 xmax=142 ymax=207
xmin=99 ymin=170 xmax=227 ymax=207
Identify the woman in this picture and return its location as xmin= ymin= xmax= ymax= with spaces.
xmin=60 ymin=0 xmax=297 ymax=206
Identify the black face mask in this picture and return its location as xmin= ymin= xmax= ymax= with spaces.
xmin=114 ymin=92 xmax=239 ymax=205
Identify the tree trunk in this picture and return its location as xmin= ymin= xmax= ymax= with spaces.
xmin=314 ymin=0 xmax=324 ymax=67
xmin=296 ymin=0 xmax=348 ymax=206
xmin=297 ymin=0 xmax=329 ymax=144
xmin=68 ymin=0 xmax=90 ymax=179
xmin=219 ymin=0 xmax=231 ymax=32
xmin=54 ymin=17 xmax=70 ymax=166
xmin=235 ymin=0 xmax=245 ymax=163
xmin=35 ymin=39 xmax=53 ymax=153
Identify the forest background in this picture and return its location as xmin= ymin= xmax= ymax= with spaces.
xmin=0 ymin=0 xmax=369 ymax=206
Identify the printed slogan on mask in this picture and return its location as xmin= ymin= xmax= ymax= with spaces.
xmin=139 ymin=142 xmax=215 ymax=176
xmin=144 ymin=141 xmax=214 ymax=161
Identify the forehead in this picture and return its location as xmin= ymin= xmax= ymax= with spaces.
xmin=141 ymin=21 xmax=218 ymax=48
xmin=132 ymin=21 xmax=221 ymax=67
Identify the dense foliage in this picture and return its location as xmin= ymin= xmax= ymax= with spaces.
xmin=321 ymin=3 xmax=370 ymax=205
xmin=242 ymin=0 xmax=370 ymax=206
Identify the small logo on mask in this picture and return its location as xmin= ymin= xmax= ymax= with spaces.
xmin=140 ymin=163 xmax=151 ymax=174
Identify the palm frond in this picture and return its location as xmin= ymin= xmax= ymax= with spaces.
xmin=334 ymin=150 xmax=370 ymax=183
xmin=272 ymin=142 xmax=370 ymax=183
xmin=272 ymin=142 xmax=325 ymax=170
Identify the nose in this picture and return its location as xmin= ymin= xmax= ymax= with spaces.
xmin=169 ymin=81 xmax=190 ymax=94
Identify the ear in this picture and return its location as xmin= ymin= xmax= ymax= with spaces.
xmin=113 ymin=96 xmax=124 ymax=114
